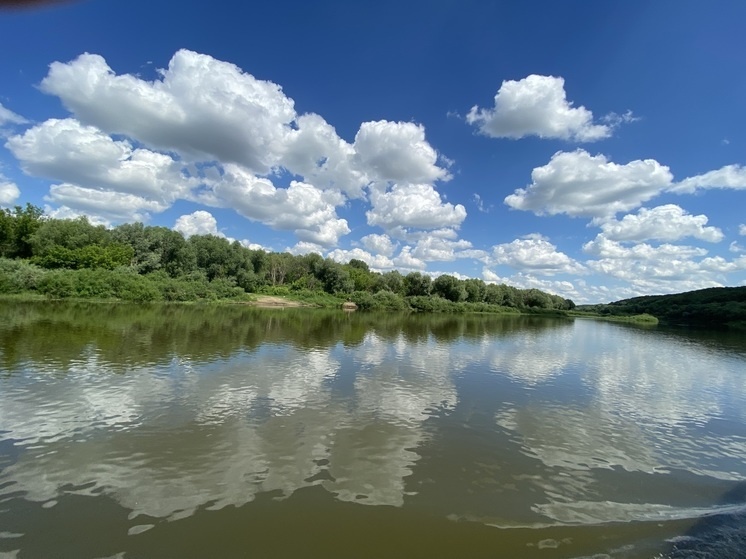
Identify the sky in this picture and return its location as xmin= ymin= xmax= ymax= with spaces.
xmin=1 ymin=0 xmax=745 ymax=304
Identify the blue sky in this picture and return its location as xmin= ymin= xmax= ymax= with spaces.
xmin=1 ymin=0 xmax=745 ymax=303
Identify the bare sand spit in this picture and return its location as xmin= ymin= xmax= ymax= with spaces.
xmin=250 ymin=295 xmax=306 ymax=308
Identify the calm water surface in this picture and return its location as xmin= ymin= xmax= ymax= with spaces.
xmin=0 ymin=302 xmax=745 ymax=558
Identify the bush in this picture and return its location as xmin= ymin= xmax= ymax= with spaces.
xmin=38 ymin=270 xmax=76 ymax=298
xmin=408 ymin=295 xmax=457 ymax=313
xmin=349 ymin=290 xmax=376 ymax=310
xmin=0 ymin=258 xmax=45 ymax=293
xmin=346 ymin=290 xmax=411 ymax=311
xmin=208 ymin=277 xmax=244 ymax=300
xmin=372 ymin=290 xmax=410 ymax=311
xmin=109 ymin=270 xmax=161 ymax=302
xmin=73 ymin=268 xmax=115 ymax=299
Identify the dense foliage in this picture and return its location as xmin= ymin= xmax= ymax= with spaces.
xmin=0 ymin=205 xmax=574 ymax=311
xmin=577 ymin=287 xmax=746 ymax=328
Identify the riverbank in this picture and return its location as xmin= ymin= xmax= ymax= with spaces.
xmin=251 ymin=295 xmax=308 ymax=308
xmin=0 ymin=291 xmax=544 ymax=318
xmin=569 ymin=311 xmax=659 ymax=325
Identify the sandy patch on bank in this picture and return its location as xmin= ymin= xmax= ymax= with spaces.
xmin=251 ymin=295 xmax=306 ymax=308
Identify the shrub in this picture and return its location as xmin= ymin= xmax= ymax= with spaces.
xmin=38 ymin=270 xmax=76 ymax=298
xmin=73 ymin=268 xmax=115 ymax=299
xmin=0 ymin=258 xmax=45 ymax=293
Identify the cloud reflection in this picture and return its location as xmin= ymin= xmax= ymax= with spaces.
xmin=0 ymin=332 xmax=458 ymax=518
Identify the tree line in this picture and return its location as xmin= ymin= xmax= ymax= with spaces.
xmin=0 ymin=204 xmax=575 ymax=311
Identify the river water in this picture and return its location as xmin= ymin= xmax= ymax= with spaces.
xmin=0 ymin=302 xmax=745 ymax=558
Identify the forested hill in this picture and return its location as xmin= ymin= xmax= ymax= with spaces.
xmin=578 ymin=287 xmax=746 ymax=328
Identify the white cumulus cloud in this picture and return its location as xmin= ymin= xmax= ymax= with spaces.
xmin=467 ymin=75 xmax=612 ymax=142
xmin=40 ymin=50 xmax=296 ymax=174
xmin=327 ymin=248 xmax=395 ymax=271
xmin=583 ymin=236 xmax=746 ymax=295
xmin=361 ymin=233 xmax=397 ymax=257
xmin=174 ymin=211 xmax=263 ymax=249
xmin=46 ymin=183 xmax=169 ymax=224
xmin=209 ymin=164 xmax=349 ymax=247
xmin=392 ymin=246 xmax=427 ymax=270
xmin=7 ymin=118 xmax=195 ymax=209
xmin=671 ymin=164 xmax=746 ymax=193
xmin=281 ymin=113 xmax=367 ymax=198
xmin=28 ymin=50 xmax=461 ymax=245
xmin=367 ymin=183 xmax=466 ymax=233
xmin=353 ymin=120 xmax=450 ymax=184
xmin=490 ymin=235 xmax=586 ymax=275
xmin=287 ymin=241 xmax=325 ymax=255
xmin=411 ymin=235 xmax=486 ymax=262
xmin=0 ymin=175 xmax=20 ymax=206
xmin=597 ymin=205 xmax=723 ymax=243
xmin=174 ymin=210 xmax=222 ymax=238
xmin=505 ymin=149 xmax=673 ymax=218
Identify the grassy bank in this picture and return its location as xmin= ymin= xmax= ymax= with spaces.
xmin=569 ymin=311 xmax=659 ymax=325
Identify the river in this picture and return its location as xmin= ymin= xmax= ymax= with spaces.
xmin=1 ymin=302 xmax=745 ymax=558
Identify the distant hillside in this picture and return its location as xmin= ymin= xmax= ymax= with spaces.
xmin=577 ymin=286 xmax=746 ymax=328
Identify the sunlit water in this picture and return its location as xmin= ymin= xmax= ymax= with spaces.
xmin=0 ymin=302 xmax=745 ymax=558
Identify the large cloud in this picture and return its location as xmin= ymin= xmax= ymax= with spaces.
xmin=7 ymin=118 xmax=195 ymax=205
xmin=40 ymin=50 xmax=295 ymax=174
xmin=45 ymin=183 xmax=169 ymax=224
xmin=353 ymin=120 xmax=450 ymax=184
xmin=504 ymin=150 xmax=673 ymax=218
xmin=467 ymin=75 xmax=612 ymax=142
xmin=30 ymin=50 xmax=458 ymax=245
xmin=583 ymin=235 xmax=746 ymax=294
xmin=360 ymin=233 xmax=397 ymax=257
xmin=209 ymin=164 xmax=349 ymax=247
xmin=411 ymin=235 xmax=486 ymax=262
xmin=366 ymin=183 xmax=466 ymax=232
xmin=489 ymin=234 xmax=586 ymax=275
xmin=38 ymin=51 xmax=451 ymax=193
xmin=506 ymin=151 xmax=746 ymax=220
xmin=597 ymin=205 xmax=723 ymax=243
xmin=174 ymin=210 xmax=222 ymax=238
xmin=281 ymin=113 xmax=367 ymax=198
xmin=392 ymin=246 xmax=427 ymax=270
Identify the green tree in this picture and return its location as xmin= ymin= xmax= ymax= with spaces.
xmin=432 ymin=274 xmax=467 ymax=302
xmin=30 ymin=216 xmax=110 ymax=256
xmin=345 ymin=259 xmax=376 ymax=292
xmin=266 ymin=252 xmax=289 ymax=285
xmin=111 ymin=223 xmax=193 ymax=274
xmin=464 ymin=278 xmax=487 ymax=303
xmin=523 ymin=288 xmax=552 ymax=309
xmin=161 ymin=231 xmax=196 ymax=277
xmin=380 ymin=270 xmax=405 ymax=295
xmin=404 ymin=272 xmax=432 ymax=296
xmin=0 ymin=204 xmax=45 ymax=258
xmin=315 ymin=258 xmax=354 ymax=294
xmin=188 ymin=234 xmax=237 ymax=280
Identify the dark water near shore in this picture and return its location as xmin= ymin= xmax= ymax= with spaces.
xmin=0 ymin=302 xmax=745 ymax=558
